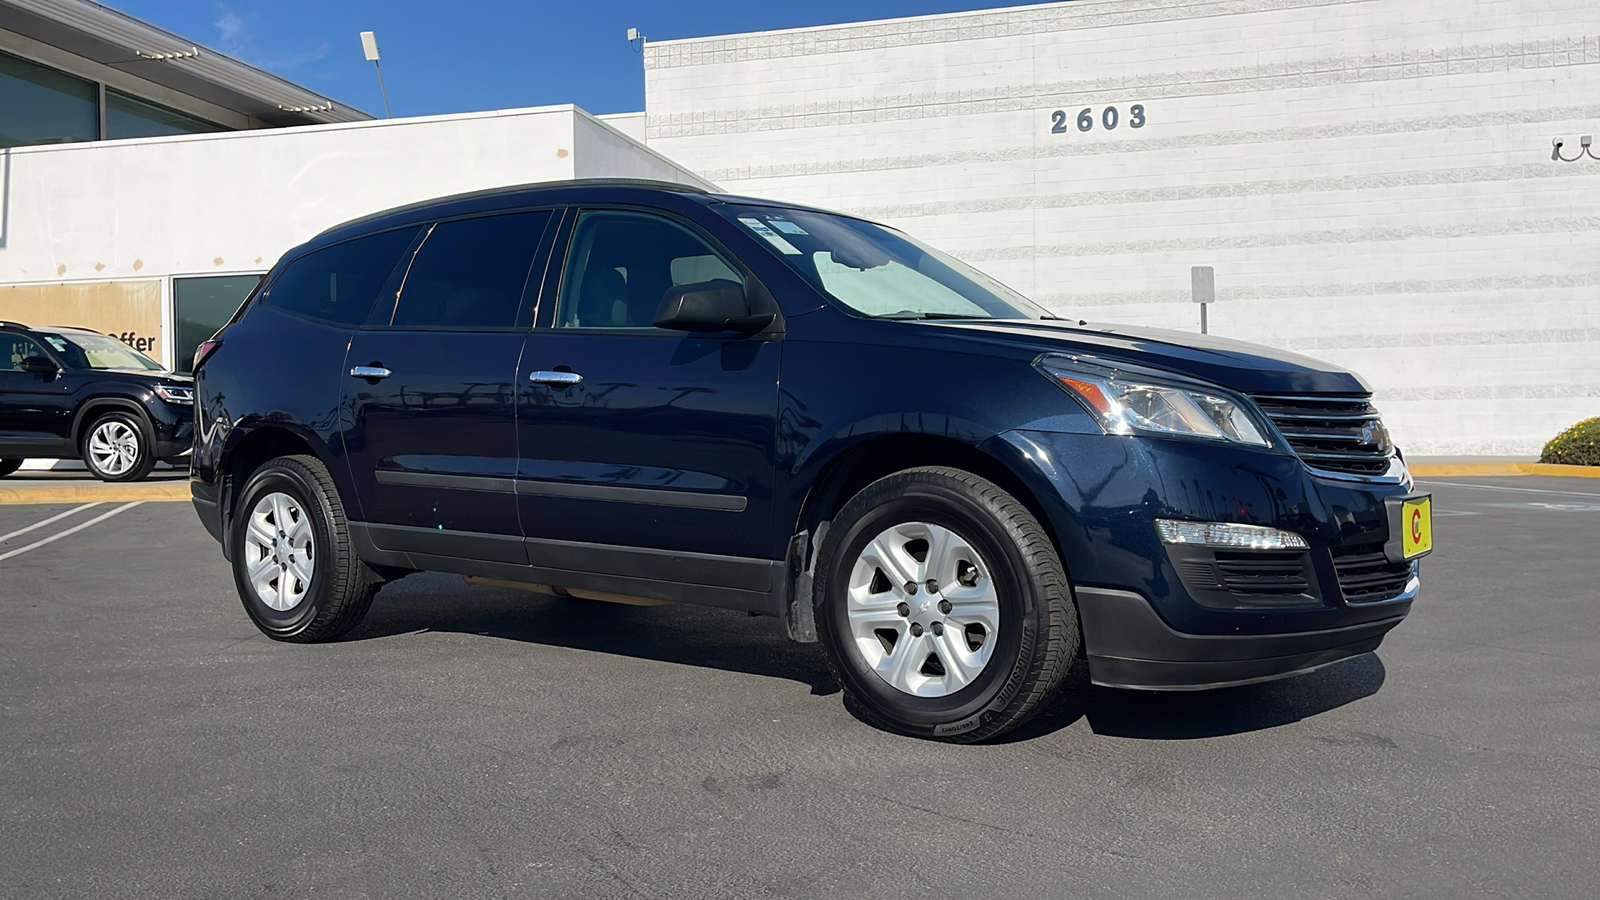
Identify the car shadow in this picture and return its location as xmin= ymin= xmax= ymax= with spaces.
xmin=345 ymin=573 xmax=842 ymax=697
xmin=990 ymin=652 xmax=1388 ymax=743
xmin=350 ymin=574 xmax=1387 ymax=740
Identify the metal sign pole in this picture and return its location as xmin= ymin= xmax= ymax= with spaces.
xmin=1191 ymin=266 xmax=1215 ymax=335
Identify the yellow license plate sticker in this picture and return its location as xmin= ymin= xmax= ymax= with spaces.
xmin=1401 ymin=496 xmax=1433 ymax=559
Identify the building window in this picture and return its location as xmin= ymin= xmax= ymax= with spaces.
xmin=0 ymin=49 xmax=98 ymax=148
xmin=173 ymin=275 xmax=263 ymax=373
xmin=105 ymin=89 xmax=224 ymax=140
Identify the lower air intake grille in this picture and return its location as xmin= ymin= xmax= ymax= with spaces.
xmin=1332 ymin=547 xmax=1414 ymax=604
xmin=1250 ymin=393 xmax=1395 ymax=477
xmin=1213 ymin=551 xmax=1312 ymax=596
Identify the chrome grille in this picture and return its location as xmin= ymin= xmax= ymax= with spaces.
xmin=1250 ymin=393 xmax=1395 ymax=477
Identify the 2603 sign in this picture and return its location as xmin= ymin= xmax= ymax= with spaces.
xmin=1049 ymin=105 xmax=1146 ymax=134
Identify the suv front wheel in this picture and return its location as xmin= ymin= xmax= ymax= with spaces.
xmin=81 ymin=412 xmax=156 ymax=482
xmin=814 ymin=467 xmax=1081 ymax=742
xmin=231 ymin=454 xmax=376 ymax=642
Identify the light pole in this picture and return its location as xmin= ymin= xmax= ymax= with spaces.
xmin=1191 ymin=266 xmax=1216 ymax=334
xmin=360 ymin=31 xmax=392 ymax=118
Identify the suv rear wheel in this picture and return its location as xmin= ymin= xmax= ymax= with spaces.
xmin=231 ymin=454 xmax=376 ymax=642
xmin=814 ymin=467 xmax=1081 ymax=742
xmin=0 ymin=459 xmax=22 ymax=478
xmin=81 ymin=412 xmax=156 ymax=482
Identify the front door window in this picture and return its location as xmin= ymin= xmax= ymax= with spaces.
xmin=555 ymin=210 xmax=744 ymax=330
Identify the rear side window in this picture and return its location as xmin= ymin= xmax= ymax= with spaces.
xmin=386 ymin=211 xmax=551 ymax=329
xmin=263 ymin=227 xmax=419 ymax=326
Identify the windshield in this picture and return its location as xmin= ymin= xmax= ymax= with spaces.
xmin=37 ymin=331 xmax=164 ymax=371
xmin=715 ymin=204 xmax=1052 ymax=320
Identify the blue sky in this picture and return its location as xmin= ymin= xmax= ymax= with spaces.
xmin=112 ymin=1 xmax=1020 ymax=118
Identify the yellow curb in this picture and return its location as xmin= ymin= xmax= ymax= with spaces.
xmin=0 ymin=483 xmax=191 ymax=504
xmin=1410 ymin=462 xmax=1600 ymax=478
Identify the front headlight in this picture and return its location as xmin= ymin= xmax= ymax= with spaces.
xmin=153 ymin=384 xmax=195 ymax=405
xmin=1035 ymin=355 xmax=1269 ymax=447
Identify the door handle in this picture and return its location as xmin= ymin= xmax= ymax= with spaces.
xmin=529 ymin=370 xmax=583 ymax=386
xmin=350 ymin=365 xmax=392 ymax=381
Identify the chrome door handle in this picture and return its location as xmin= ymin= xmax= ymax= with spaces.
xmin=350 ymin=366 xmax=392 ymax=380
xmin=529 ymin=370 xmax=583 ymax=386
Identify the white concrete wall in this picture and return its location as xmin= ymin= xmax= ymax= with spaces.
xmin=645 ymin=0 xmax=1600 ymax=456
xmin=596 ymin=112 xmax=648 ymax=143
xmin=0 ymin=104 xmax=709 ymax=285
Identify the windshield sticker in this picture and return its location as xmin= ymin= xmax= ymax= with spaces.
xmin=769 ymin=218 xmax=808 ymax=235
xmin=738 ymin=217 xmax=803 ymax=255
xmin=44 ymin=337 xmax=69 ymax=352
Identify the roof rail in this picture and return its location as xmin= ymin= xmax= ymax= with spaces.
xmin=0 ymin=320 xmax=30 ymax=329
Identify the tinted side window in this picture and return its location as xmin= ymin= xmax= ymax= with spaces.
xmin=388 ymin=211 xmax=551 ymax=329
xmin=556 ymin=210 xmax=744 ymax=329
xmin=264 ymin=227 xmax=419 ymax=326
xmin=2 ymin=334 xmax=47 ymax=371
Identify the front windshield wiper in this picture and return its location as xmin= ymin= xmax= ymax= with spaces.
xmin=875 ymin=311 xmax=984 ymax=321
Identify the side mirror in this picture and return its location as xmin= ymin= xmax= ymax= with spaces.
xmin=653 ymin=279 xmax=773 ymax=333
xmin=20 ymin=356 xmax=59 ymax=375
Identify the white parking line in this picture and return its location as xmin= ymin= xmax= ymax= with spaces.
xmin=0 ymin=501 xmax=143 ymax=563
xmin=1417 ymin=480 xmax=1600 ymax=499
xmin=0 ymin=502 xmax=104 ymax=546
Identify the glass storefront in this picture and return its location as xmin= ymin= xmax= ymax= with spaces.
xmin=105 ymin=90 xmax=224 ymax=140
xmin=0 ymin=49 xmax=98 ymax=147
xmin=1 ymin=49 xmax=228 ymax=149
xmin=173 ymin=275 xmax=262 ymax=373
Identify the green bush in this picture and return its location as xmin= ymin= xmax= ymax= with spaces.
xmin=1540 ymin=416 xmax=1600 ymax=466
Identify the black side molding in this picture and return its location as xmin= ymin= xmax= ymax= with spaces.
xmin=370 ymin=469 xmax=747 ymax=511
xmin=352 ymin=523 xmax=783 ymax=616
xmin=516 ymin=480 xmax=746 ymax=511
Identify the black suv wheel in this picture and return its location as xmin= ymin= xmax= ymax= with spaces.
xmin=813 ymin=467 xmax=1081 ymax=742
xmin=0 ymin=459 xmax=23 ymax=478
xmin=231 ymin=454 xmax=377 ymax=643
xmin=80 ymin=411 xmax=156 ymax=482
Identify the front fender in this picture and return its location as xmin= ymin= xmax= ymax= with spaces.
xmin=71 ymin=396 xmax=155 ymax=452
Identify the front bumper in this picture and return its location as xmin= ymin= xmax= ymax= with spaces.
xmin=986 ymin=429 xmax=1419 ymax=688
xmin=1077 ymin=586 xmax=1408 ymax=690
xmin=151 ymin=403 xmax=194 ymax=461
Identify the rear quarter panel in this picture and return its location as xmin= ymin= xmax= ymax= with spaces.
xmin=193 ymin=302 xmax=354 ymax=508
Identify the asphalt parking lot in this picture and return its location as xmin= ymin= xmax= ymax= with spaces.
xmin=2 ymin=476 xmax=1597 ymax=899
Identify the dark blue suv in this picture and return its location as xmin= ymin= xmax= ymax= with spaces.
xmin=191 ymin=180 xmax=1429 ymax=741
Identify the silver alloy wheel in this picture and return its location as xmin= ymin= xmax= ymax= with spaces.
xmin=847 ymin=521 xmax=1001 ymax=697
xmin=243 ymin=492 xmax=316 ymax=612
xmin=87 ymin=420 xmax=140 ymax=476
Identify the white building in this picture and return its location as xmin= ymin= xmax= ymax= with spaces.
xmin=642 ymin=0 xmax=1600 ymax=456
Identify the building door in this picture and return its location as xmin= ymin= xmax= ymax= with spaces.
xmin=340 ymin=209 xmax=555 ymax=565
xmin=173 ymin=275 xmax=263 ymax=373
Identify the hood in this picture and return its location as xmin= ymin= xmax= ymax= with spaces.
xmin=925 ymin=319 xmax=1368 ymax=395
xmin=94 ymin=367 xmax=192 ymax=384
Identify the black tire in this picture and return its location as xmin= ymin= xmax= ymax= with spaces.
xmin=230 ymin=454 xmax=376 ymax=643
xmin=79 ymin=411 xmax=156 ymax=482
xmin=0 ymin=459 xmax=22 ymax=478
xmin=813 ymin=466 xmax=1080 ymax=742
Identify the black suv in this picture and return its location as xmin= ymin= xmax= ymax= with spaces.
xmin=192 ymin=180 xmax=1430 ymax=741
xmin=0 ymin=322 xmax=194 ymax=482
